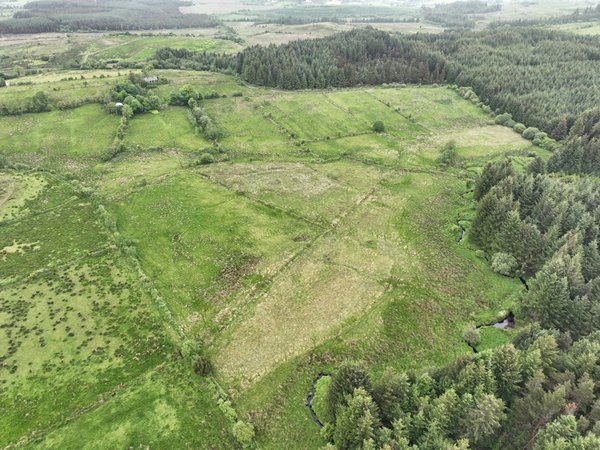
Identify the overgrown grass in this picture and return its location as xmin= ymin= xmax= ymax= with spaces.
xmin=0 ymin=75 xmax=541 ymax=448
xmin=124 ymin=107 xmax=211 ymax=150
xmin=0 ymin=105 xmax=119 ymax=171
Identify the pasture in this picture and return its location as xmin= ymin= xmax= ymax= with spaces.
xmin=0 ymin=71 xmax=537 ymax=448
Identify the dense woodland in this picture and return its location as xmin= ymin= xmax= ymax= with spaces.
xmin=0 ymin=0 xmax=219 ymax=34
xmin=153 ymin=26 xmax=600 ymax=137
xmin=153 ymin=29 xmax=448 ymax=89
xmin=434 ymin=28 xmax=600 ymax=137
xmin=421 ymin=0 xmax=501 ymax=29
xmin=322 ymin=331 xmax=600 ymax=449
xmin=490 ymin=4 xmax=600 ymax=28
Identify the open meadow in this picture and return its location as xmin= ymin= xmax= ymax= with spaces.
xmin=0 ymin=69 xmax=541 ymax=448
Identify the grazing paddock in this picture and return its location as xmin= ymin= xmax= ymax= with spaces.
xmin=124 ymin=107 xmax=211 ymax=150
xmin=0 ymin=74 xmax=540 ymax=448
xmin=0 ymin=105 xmax=118 ymax=169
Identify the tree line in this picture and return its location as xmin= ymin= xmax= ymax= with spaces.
xmin=489 ymin=3 xmax=600 ymax=28
xmin=321 ymin=329 xmax=600 ymax=449
xmin=152 ymin=27 xmax=600 ymax=137
xmin=152 ymin=28 xmax=448 ymax=89
xmin=421 ymin=0 xmax=501 ymax=29
xmin=0 ymin=0 xmax=219 ymax=34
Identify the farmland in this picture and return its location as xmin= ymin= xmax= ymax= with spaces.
xmin=0 ymin=68 xmax=537 ymax=447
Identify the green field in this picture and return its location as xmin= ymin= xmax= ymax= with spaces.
xmin=550 ymin=21 xmax=600 ymax=35
xmin=0 ymin=71 xmax=539 ymax=448
xmin=91 ymin=35 xmax=242 ymax=62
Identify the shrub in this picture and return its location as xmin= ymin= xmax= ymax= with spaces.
xmin=193 ymin=354 xmax=213 ymax=376
xmin=495 ymin=113 xmax=515 ymax=127
xmin=513 ymin=123 xmax=526 ymax=134
xmin=522 ymin=127 xmax=540 ymax=140
xmin=372 ymin=121 xmax=385 ymax=133
xmin=438 ymin=140 xmax=459 ymax=168
xmin=204 ymin=124 xmax=221 ymax=141
xmin=491 ymin=252 xmax=518 ymax=276
xmin=463 ymin=327 xmax=481 ymax=348
xmin=199 ymin=153 xmax=215 ymax=165
xmin=232 ymin=420 xmax=255 ymax=447
xmin=217 ymin=398 xmax=238 ymax=422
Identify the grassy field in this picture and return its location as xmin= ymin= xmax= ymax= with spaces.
xmin=0 ymin=105 xmax=119 ymax=172
xmin=89 ymin=34 xmax=243 ymax=63
xmin=124 ymin=107 xmax=211 ymax=150
xmin=0 ymin=70 xmax=542 ymax=448
xmin=550 ymin=21 xmax=600 ymax=35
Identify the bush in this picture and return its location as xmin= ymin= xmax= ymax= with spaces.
xmin=204 ymin=124 xmax=221 ymax=141
xmin=513 ymin=123 xmax=526 ymax=134
xmin=193 ymin=355 xmax=213 ymax=376
xmin=232 ymin=420 xmax=255 ymax=447
xmin=522 ymin=127 xmax=540 ymax=140
xmin=372 ymin=121 xmax=385 ymax=133
xmin=438 ymin=140 xmax=459 ymax=168
xmin=463 ymin=327 xmax=481 ymax=348
xmin=495 ymin=113 xmax=515 ymax=127
xmin=491 ymin=252 xmax=518 ymax=276
xmin=199 ymin=153 xmax=215 ymax=165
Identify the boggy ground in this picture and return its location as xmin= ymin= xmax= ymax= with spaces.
xmin=0 ymin=72 xmax=539 ymax=448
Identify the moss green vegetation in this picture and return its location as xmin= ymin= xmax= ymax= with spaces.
xmin=0 ymin=71 xmax=543 ymax=448
xmin=124 ymin=107 xmax=211 ymax=150
xmin=92 ymin=35 xmax=242 ymax=63
xmin=477 ymin=326 xmax=515 ymax=353
xmin=0 ymin=105 xmax=119 ymax=168
xmin=312 ymin=375 xmax=332 ymax=424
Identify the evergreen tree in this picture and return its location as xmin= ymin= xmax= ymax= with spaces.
xmin=491 ymin=344 xmax=523 ymax=403
xmin=333 ymin=388 xmax=382 ymax=450
xmin=327 ymin=364 xmax=372 ymax=420
xmin=474 ymin=160 xmax=514 ymax=201
xmin=465 ymin=394 xmax=506 ymax=445
xmin=372 ymin=369 xmax=412 ymax=425
xmin=521 ymin=269 xmax=570 ymax=332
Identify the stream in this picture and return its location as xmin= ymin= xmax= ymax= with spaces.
xmin=466 ymin=312 xmax=516 ymax=353
xmin=457 ymin=221 xmax=466 ymax=244
xmin=306 ymin=372 xmax=330 ymax=428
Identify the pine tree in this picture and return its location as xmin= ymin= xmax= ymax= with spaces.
xmin=372 ymin=369 xmax=412 ymax=425
xmin=521 ymin=269 xmax=570 ymax=331
xmin=491 ymin=344 xmax=523 ymax=403
xmin=470 ymin=191 xmax=514 ymax=251
xmin=527 ymin=156 xmax=546 ymax=175
xmin=333 ymin=388 xmax=382 ymax=450
xmin=465 ymin=394 xmax=506 ymax=445
xmin=327 ymin=364 xmax=372 ymax=420
xmin=550 ymin=116 xmax=569 ymax=141
xmin=474 ymin=160 xmax=514 ymax=201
